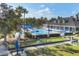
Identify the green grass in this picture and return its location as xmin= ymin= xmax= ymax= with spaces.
xmin=64 ymin=45 xmax=79 ymax=53
xmin=25 ymin=44 xmax=79 ymax=56
xmin=7 ymin=44 xmax=15 ymax=49
xmin=9 ymin=36 xmax=79 ymax=50
xmin=57 ymin=51 xmax=73 ymax=56
xmin=22 ymin=37 xmax=66 ymax=46
xmin=7 ymin=39 xmax=79 ymax=56
xmin=7 ymin=37 xmax=66 ymax=49
xmin=46 ymin=37 xmax=65 ymax=42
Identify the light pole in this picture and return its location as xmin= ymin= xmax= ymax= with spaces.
xmin=47 ymin=22 xmax=50 ymax=38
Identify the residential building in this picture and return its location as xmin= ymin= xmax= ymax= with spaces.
xmin=44 ymin=15 xmax=79 ymax=34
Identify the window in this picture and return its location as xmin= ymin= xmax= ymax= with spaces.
xmin=70 ymin=27 xmax=72 ymax=31
xmin=65 ymin=27 xmax=69 ymax=31
xmin=76 ymin=28 xmax=79 ymax=31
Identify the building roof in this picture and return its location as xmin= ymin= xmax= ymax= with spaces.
xmin=21 ymin=24 xmax=33 ymax=29
xmin=49 ymin=17 xmax=79 ymax=27
xmin=75 ymin=21 xmax=79 ymax=27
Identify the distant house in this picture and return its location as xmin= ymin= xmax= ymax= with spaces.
xmin=43 ymin=14 xmax=79 ymax=34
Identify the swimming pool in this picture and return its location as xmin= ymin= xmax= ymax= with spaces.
xmin=31 ymin=29 xmax=48 ymax=35
xmin=30 ymin=29 xmax=63 ymax=35
xmin=30 ymin=28 xmax=72 ymax=35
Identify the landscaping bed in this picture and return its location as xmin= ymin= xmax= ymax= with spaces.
xmin=25 ymin=44 xmax=79 ymax=56
xmin=8 ymin=37 xmax=66 ymax=49
xmin=21 ymin=37 xmax=66 ymax=46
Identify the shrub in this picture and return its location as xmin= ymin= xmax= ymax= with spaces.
xmin=7 ymin=44 xmax=15 ymax=49
xmin=65 ymin=46 xmax=79 ymax=53
xmin=0 ymin=34 xmax=4 ymax=39
xmin=25 ymin=44 xmax=79 ymax=56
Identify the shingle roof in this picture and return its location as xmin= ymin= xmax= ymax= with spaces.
xmin=75 ymin=21 xmax=79 ymax=27
xmin=49 ymin=17 xmax=79 ymax=27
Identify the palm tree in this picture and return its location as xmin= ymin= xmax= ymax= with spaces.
xmin=15 ymin=6 xmax=24 ymax=18
xmin=15 ymin=6 xmax=28 ymax=30
xmin=22 ymin=8 xmax=28 ymax=23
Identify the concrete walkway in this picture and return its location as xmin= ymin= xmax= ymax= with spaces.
xmin=8 ymin=39 xmax=78 ymax=56
xmin=25 ymin=40 xmax=72 ymax=50
xmin=11 ymin=39 xmax=77 ymax=56
xmin=10 ymin=40 xmax=72 ymax=56
xmin=0 ymin=38 xmax=12 ymax=56
xmin=21 ymin=40 xmax=73 ymax=56
xmin=0 ymin=45 xmax=10 ymax=56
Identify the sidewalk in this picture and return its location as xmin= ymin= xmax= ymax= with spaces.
xmin=0 ymin=45 xmax=10 ymax=56
xmin=0 ymin=38 xmax=11 ymax=56
xmin=24 ymin=40 xmax=72 ymax=53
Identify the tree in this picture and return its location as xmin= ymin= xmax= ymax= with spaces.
xmin=15 ymin=6 xmax=28 ymax=30
xmin=22 ymin=8 xmax=28 ymax=23
xmin=0 ymin=22 xmax=10 ymax=46
xmin=0 ymin=3 xmax=24 ymax=47
xmin=0 ymin=3 xmax=13 ymax=46
xmin=15 ymin=6 xmax=24 ymax=18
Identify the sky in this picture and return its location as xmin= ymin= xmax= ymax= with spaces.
xmin=8 ymin=3 xmax=79 ymax=19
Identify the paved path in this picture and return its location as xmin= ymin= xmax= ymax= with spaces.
xmin=0 ymin=38 xmax=26 ymax=56
xmin=25 ymin=40 xmax=72 ymax=50
xmin=9 ymin=39 xmax=78 ymax=56
xmin=11 ymin=39 xmax=77 ymax=56
xmin=25 ymin=40 xmax=77 ymax=49
xmin=0 ymin=38 xmax=12 ymax=56
xmin=21 ymin=40 xmax=73 ymax=56
xmin=0 ymin=45 xmax=10 ymax=56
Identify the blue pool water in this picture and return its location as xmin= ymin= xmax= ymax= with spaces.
xmin=31 ymin=29 xmax=48 ymax=35
xmin=31 ymin=28 xmax=71 ymax=35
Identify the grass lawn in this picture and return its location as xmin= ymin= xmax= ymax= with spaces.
xmin=7 ymin=44 xmax=15 ymax=49
xmin=64 ymin=45 xmax=79 ymax=53
xmin=8 ymin=37 xmax=66 ymax=49
xmin=25 ymin=44 xmax=79 ymax=56
xmin=7 ymin=37 xmax=79 ymax=56
xmin=21 ymin=37 xmax=66 ymax=46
